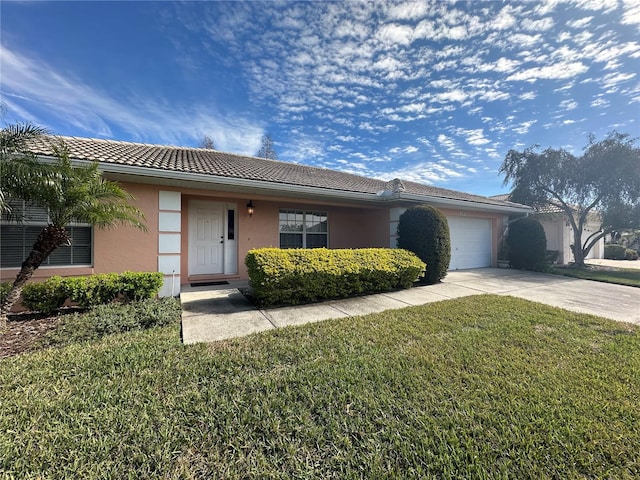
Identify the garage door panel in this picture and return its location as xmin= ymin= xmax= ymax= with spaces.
xmin=447 ymin=217 xmax=492 ymax=270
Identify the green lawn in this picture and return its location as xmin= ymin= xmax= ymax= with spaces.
xmin=551 ymin=265 xmax=640 ymax=287
xmin=1 ymin=295 xmax=639 ymax=478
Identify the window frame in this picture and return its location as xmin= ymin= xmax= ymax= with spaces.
xmin=278 ymin=209 xmax=328 ymax=249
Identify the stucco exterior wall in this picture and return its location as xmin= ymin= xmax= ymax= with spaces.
xmin=93 ymin=182 xmax=159 ymax=274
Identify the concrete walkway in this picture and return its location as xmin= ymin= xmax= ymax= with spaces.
xmin=586 ymin=258 xmax=640 ymax=270
xmin=181 ymin=268 xmax=640 ymax=344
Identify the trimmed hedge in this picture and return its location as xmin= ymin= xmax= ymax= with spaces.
xmin=604 ymin=245 xmax=626 ymax=260
xmin=21 ymin=271 xmax=164 ymax=314
xmin=245 ymin=248 xmax=425 ymax=306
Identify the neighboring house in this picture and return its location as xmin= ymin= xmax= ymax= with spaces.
xmin=491 ymin=194 xmax=604 ymax=265
xmin=1 ymin=136 xmax=531 ymax=296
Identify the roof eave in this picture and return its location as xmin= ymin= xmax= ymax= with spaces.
xmin=387 ymin=192 xmax=533 ymax=214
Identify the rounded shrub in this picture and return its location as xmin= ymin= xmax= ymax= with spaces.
xmin=397 ymin=205 xmax=451 ymax=284
xmin=507 ymin=217 xmax=547 ymax=271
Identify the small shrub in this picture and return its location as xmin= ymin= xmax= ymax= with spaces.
xmin=245 ymin=248 xmax=425 ymax=306
xmin=21 ymin=277 xmax=68 ymax=314
xmin=118 ymin=271 xmax=164 ymax=301
xmin=397 ymin=205 xmax=450 ymax=284
xmin=507 ymin=217 xmax=547 ymax=271
xmin=0 ymin=282 xmax=11 ymax=304
xmin=604 ymin=245 xmax=626 ymax=260
xmin=64 ymin=273 xmax=121 ymax=308
xmin=625 ymin=249 xmax=639 ymax=260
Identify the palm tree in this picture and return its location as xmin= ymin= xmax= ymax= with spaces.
xmin=1 ymin=128 xmax=146 ymax=327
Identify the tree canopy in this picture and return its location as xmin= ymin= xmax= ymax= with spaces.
xmin=198 ymin=135 xmax=215 ymax=149
xmin=256 ymin=134 xmax=278 ymax=160
xmin=500 ymin=131 xmax=640 ymax=266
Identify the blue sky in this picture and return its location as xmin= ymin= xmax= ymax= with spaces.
xmin=1 ymin=1 xmax=638 ymax=196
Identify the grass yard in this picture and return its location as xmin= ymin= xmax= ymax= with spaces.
xmin=551 ymin=266 xmax=640 ymax=287
xmin=1 ymin=295 xmax=639 ymax=478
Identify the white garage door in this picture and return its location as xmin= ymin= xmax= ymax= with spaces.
xmin=447 ymin=216 xmax=492 ymax=270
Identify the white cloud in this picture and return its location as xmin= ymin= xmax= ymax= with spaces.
xmin=433 ymin=89 xmax=469 ymax=103
xmin=574 ymin=0 xmax=618 ymax=13
xmin=559 ymin=99 xmax=578 ymax=110
xmin=590 ymin=97 xmax=609 ymax=107
xmin=522 ymin=17 xmax=554 ymax=31
xmin=336 ymin=135 xmax=356 ymax=142
xmin=601 ymin=71 xmax=636 ymax=89
xmin=622 ymin=0 xmax=640 ymax=26
xmin=506 ymin=61 xmax=589 ymax=82
xmin=381 ymin=160 xmax=465 ymax=184
xmin=437 ymin=134 xmax=456 ymax=150
xmin=513 ymin=120 xmax=537 ymax=135
xmin=567 ymin=17 xmax=593 ymax=29
xmin=387 ymin=1 xmax=430 ymax=21
xmin=494 ymin=57 xmax=521 ymax=73
xmin=376 ymin=23 xmax=413 ymax=46
xmin=492 ymin=5 xmax=517 ymax=30
xmin=456 ymin=128 xmax=491 ymax=146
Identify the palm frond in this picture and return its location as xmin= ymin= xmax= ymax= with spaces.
xmin=0 ymin=122 xmax=49 ymax=155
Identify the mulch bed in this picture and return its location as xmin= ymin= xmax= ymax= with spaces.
xmin=0 ymin=313 xmax=61 ymax=359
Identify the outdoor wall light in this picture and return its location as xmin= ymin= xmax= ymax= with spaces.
xmin=246 ymin=200 xmax=255 ymax=217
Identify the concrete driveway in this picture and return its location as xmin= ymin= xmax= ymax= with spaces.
xmin=181 ymin=268 xmax=639 ymax=344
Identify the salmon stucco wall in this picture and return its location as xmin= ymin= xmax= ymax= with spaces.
xmin=93 ymin=182 xmax=159 ymax=274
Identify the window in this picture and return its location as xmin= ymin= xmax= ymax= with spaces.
xmin=0 ymin=200 xmax=92 ymax=268
xmin=279 ymin=210 xmax=328 ymax=249
xmin=227 ymin=209 xmax=235 ymax=240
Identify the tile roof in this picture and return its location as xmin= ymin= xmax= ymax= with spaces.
xmin=26 ymin=135 xmax=527 ymax=210
xmin=489 ymin=194 xmax=565 ymax=213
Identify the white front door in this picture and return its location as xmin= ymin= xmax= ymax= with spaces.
xmin=189 ymin=201 xmax=224 ymax=275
